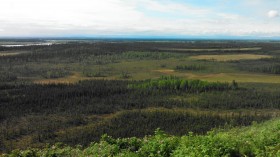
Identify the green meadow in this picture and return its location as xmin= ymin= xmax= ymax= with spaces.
xmin=15 ymin=51 xmax=278 ymax=84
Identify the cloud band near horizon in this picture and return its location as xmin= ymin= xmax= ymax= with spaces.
xmin=0 ymin=0 xmax=280 ymax=38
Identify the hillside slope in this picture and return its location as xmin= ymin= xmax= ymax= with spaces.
xmin=2 ymin=118 xmax=280 ymax=157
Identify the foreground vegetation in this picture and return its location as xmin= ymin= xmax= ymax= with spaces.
xmin=2 ymin=118 xmax=280 ymax=157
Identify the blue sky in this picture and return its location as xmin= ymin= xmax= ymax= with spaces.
xmin=0 ymin=0 xmax=280 ymax=38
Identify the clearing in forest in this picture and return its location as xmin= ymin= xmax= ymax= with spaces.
xmin=184 ymin=73 xmax=280 ymax=83
xmin=160 ymin=47 xmax=262 ymax=51
xmin=190 ymin=54 xmax=272 ymax=61
xmin=34 ymin=72 xmax=87 ymax=84
xmin=153 ymin=69 xmax=175 ymax=74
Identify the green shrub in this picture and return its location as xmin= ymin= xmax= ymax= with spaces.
xmin=138 ymin=129 xmax=179 ymax=157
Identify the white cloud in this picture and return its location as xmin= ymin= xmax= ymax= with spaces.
xmin=137 ymin=0 xmax=211 ymax=17
xmin=267 ymin=10 xmax=279 ymax=18
xmin=0 ymin=0 xmax=280 ymax=37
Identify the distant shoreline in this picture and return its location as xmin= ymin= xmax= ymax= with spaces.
xmin=0 ymin=43 xmax=53 ymax=47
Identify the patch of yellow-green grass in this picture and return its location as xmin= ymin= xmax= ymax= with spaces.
xmin=33 ymin=71 xmax=122 ymax=84
xmin=160 ymin=47 xmax=262 ymax=51
xmin=153 ymin=69 xmax=175 ymax=74
xmin=151 ymin=69 xmax=280 ymax=83
xmin=33 ymin=72 xmax=89 ymax=84
xmin=190 ymin=54 xmax=272 ymax=61
xmin=92 ymin=58 xmax=192 ymax=80
xmin=183 ymin=72 xmax=280 ymax=83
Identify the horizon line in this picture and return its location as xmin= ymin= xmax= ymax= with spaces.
xmin=1 ymin=35 xmax=280 ymax=41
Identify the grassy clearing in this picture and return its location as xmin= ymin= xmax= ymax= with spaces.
xmin=32 ymin=57 xmax=280 ymax=84
xmin=160 ymin=47 xmax=262 ymax=51
xmin=190 ymin=54 xmax=272 ymax=61
xmin=153 ymin=69 xmax=175 ymax=74
xmin=183 ymin=72 xmax=280 ymax=83
xmin=33 ymin=72 xmax=120 ymax=84
xmin=34 ymin=71 xmax=280 ymax=84
xmin=131 ymin=108 xmax=280 ymax=118
xmin=33 ymin=72 xmax=88 ymax=84
xmin=27 ymin=52 xmax=277 ymax=84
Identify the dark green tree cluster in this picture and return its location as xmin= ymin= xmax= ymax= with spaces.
xmin=236 ymin=57 xmax=280 ymax=75
xmin=0 ymin=72 xmax=17 ymax=82
xmin=40 ymin=68 xmax=71 ymax=79
xmin=120 ymin=51 xmax=182 ymax=60
xmin=253 ymin=64 xmax=280 ymax=74
xmin=129 ymin=76 xmax=238 ymax=92
xmin=43 ymin=109 xmax=271 ymax=147
xmin=175 ymin=64 xmax=205 ymax=71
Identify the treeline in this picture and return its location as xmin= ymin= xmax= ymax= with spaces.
xmin=128 ymin=76 xmax=238 ymax=92
xmin=0 ymin=72 xmax=17 ymax=82
xmin=0 ymin=108 xmax=272 ymax=153
xmin=236 ymin=57 xmax=280 ymax=75
xmin=1 ymin=41 xmax=276 ymax=64
xmin=175 ymin=64 xmax=206 ymax=71
xmin=40 ymin=68 xmax=71 ymax=79
xmin=251 ymin=64 xmax=280 ymax=74
xmin=120 ymin=51 xmax=183 ymax=60
xmin=0 ymin=42 xmax=166 ymax=63
xmin=53 ymin=109 xmax=271 ymax=147
xmin=0 ymin=80 xmax=131 ymax=120
xmin=1 ymin=80 xmax=280 ymax=122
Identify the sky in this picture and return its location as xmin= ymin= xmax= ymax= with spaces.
xmin=0 ymin=0 xmax=280 ymax=38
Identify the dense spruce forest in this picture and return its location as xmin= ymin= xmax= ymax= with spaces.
xmin=1 ymin=40 xmax=280 ymax=154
